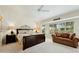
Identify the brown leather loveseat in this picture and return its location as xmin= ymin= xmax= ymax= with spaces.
xmin=52 ymin=32 xmax=78 ymax=48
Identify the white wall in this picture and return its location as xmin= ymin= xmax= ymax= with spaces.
xmin=74 ymin=19 xmax=79 ymax=37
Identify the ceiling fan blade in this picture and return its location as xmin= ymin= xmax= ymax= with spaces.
xmin=37 ymin=5 xmax=50 ymax=12
xmin=40 ymin=5 xmax=44 ymax=9
xmin=38 ymin=5 xmax=44 ymax=11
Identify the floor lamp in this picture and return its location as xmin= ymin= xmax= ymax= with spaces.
xmin=0 ymin=16 xmax=3 ymax=32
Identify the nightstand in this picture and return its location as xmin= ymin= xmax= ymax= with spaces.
xmin=6 ymin=34 xmax=17 ymax=44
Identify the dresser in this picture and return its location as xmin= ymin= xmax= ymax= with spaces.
xmin=23 ymin=34 xmax=45 ymax=50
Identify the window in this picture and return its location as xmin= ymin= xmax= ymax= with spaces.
xmin=49 ymin=21 xmax=74 ymax=34
xmin=42 ymin=25 xmax=45 ymax=34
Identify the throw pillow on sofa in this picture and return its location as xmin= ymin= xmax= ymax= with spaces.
xmin=62 ymin=33 xmax=70 ymax=38
xmin=69 ymin=33 xmax=75 ymax=40
xmin=55 ymin=32 xmax=62 ymax=37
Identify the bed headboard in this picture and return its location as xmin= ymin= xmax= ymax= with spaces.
xmin=16 ymin=29 xmax=33 ymax=34
xmin=16 ymin=25 xmax=33 ymax=35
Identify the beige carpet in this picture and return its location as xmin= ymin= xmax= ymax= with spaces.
xmin=22 ymin=42 xmax=79 ymax=53
xmin=0 ymin=38 xmax=79 ymax=53
xmin=0 ymin=42 xmax=22 ymax=53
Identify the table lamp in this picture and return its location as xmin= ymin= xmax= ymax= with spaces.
xmin=0 ymin=16 xmax=3 ymax=32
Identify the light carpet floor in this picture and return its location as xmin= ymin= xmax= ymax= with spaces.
xmin=0 ymin=42 xmax=22 ymax=53
xmin=22 ymin=42 xmax=79 ymax=53
xmin=0 ymin=40 xmax=79 ymax=53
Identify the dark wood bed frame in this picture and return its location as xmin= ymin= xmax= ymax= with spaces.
xmin=16 ymin=28 xmax=45 ymax=50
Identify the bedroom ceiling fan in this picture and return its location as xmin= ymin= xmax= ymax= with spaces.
xmin=37 ymin=5 xmax=50 ymax=12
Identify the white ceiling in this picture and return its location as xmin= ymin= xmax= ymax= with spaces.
xmin=34 ymin=5 xmax=79 ymax=20
xmin=0 ymin=5 xmax=79 ymax=28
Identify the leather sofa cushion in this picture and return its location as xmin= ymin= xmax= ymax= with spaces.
xmin=56 ymin=37 xmax=72 ymax=42
xmin=62 ymin=33 xmax=70 ymax=38
xmin=56 ymin=37 xmax=63 ymax=40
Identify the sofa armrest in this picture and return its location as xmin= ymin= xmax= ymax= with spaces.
xmin=72 ymin=37 xmax=78 ymax=48
xmin=52 ymin=34 xmax=56 ymax=41
xmin=72 ymin=37 xmax=78 ymax=42
xmin=52 ymin=34 xmax=56 ymax=38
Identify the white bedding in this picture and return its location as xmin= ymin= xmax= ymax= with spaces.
xmin=18 ymin=34 xmax=31 ymax=39
xmin=0 ymin=32 xmax=7 ymax=46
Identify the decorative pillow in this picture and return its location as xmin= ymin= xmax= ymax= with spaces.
xmin=55 ymin=32 xmax=62 ymax=37
xmin=61 ymin=33 xmax=70 ymax=38
xmin=69 ymin=33 xmax=75 ymax=40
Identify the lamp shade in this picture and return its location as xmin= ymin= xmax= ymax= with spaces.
xmin=34 ymin=23 xmax=40 ymax=33
xmin=8 ymin=23 xmax=15 ymax=30
xmin=0 ymin=16 xmax=3 ymax=21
